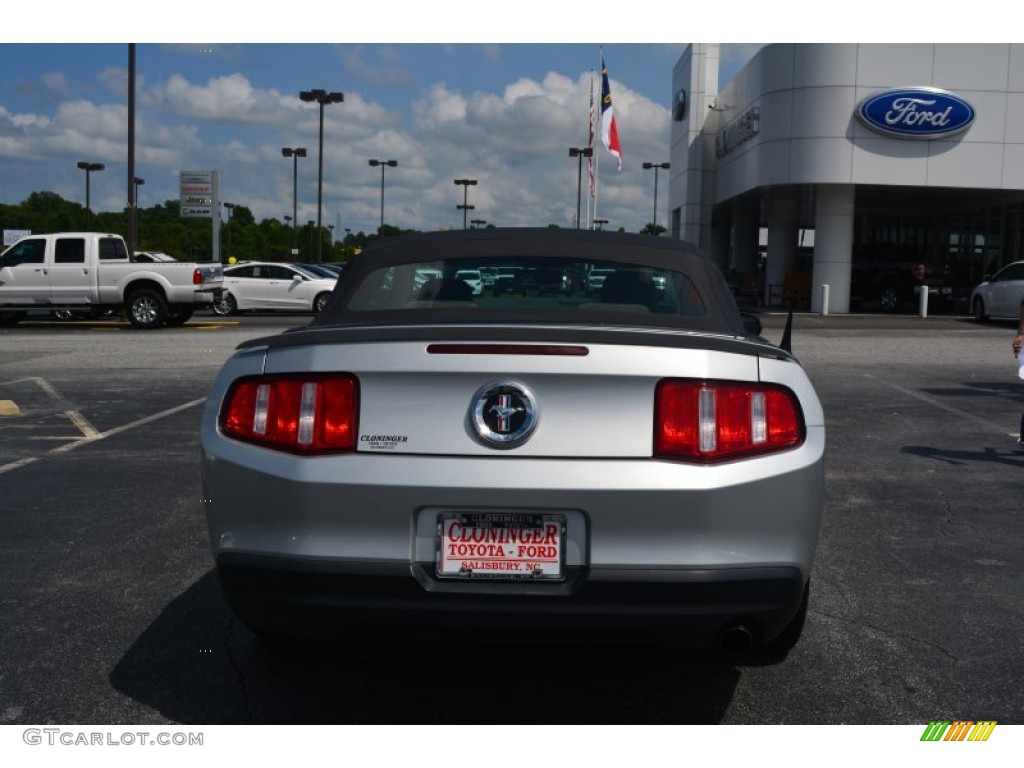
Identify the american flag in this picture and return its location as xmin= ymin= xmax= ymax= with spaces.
xmin=600 ymin=57 xmax=622 ymax=170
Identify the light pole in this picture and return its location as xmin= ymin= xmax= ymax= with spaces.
xmin=454 ymin=178 xmax=477 ymax=230
xmin=641 ymin=161 xmax=671 ymax=232
xmin=568 ymin=148 xmax=593 ymax=229
xmin=77 ymin=161 xmax=105 ymax=223
xmin=594 ymin=218 xmax=609 ymax=231
xmin=133 ymin=177 xmax=144 ymax=246
xmin=298 ymin=89 xmax=344 ymax=262
xmin=368 ymin=159 xmax=397 ymax=230
xmin=224 ymin=202 xmax=236 ymax=260
xmin=281 ymin=147 xmax=306 ymax=254
xmin=471 ymin=219 xmax=487 ymax=229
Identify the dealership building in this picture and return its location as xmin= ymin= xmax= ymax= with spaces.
xmin=668 ymin=44 xmax=1024 ymax=312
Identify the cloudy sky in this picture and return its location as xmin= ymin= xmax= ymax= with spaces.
xmin=1 ymin=3 xmax=977 ymax=236
xmin=0 ymin=5 xmax=776 ymax=235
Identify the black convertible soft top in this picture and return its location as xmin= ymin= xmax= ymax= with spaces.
xmin=311 ymin=228 xmax=748 ymax=337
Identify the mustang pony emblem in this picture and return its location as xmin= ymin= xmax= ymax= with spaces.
xmin=471 ymin=382 xmax=538 ymax=447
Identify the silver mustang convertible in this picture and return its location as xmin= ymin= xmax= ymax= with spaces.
xmin=201 ymin=229 xmax=825 ymax=656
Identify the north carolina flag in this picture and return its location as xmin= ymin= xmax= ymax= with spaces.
xmin=600 ymin=57 xmax=622 ymax=170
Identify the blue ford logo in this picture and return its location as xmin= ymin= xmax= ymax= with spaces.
xmin=857 ymin=87 xmax=975 ymax=139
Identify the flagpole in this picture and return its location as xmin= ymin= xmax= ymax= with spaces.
xmin=593 ymin=47 xmax=602 ymax=229
xmin=586 ymin=69 xmax=594 ymax=230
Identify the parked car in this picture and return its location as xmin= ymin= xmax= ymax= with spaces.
xmin=586 ymin=267 xmax=616 ymax=295
xmin=453 ymin=268 xmax=484 ymax=295
xmin=201 ymin=229 xmax=825 ymax=656
xmin=970 ymin=260 xmax=1024 ymax=321
xmin=478 ymin=266 xmax=498 ymax=289
xmin=212 ymin=262 xmax=335 ymax=315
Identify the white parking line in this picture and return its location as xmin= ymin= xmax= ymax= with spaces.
xmin=0 ymin=398 xmax=206 ymax=474
xmin=1 ymin=376 xmax=100 ymax=438
xmin=50 ymin=398 xmax=207 ymax=454
xmin=863 ymin=374 xmax=1016 ymax=435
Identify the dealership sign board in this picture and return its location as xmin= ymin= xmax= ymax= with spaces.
xmin=857 ymin=87 xmax=975 ymax=139
xmin=179 ymin=170 xmax=219 ymax=218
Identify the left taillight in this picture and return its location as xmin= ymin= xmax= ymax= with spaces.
xmin=655 ymin=379 xmax=804 ymax=463
xmin=220 ymin=374 xmax=359 ymax=454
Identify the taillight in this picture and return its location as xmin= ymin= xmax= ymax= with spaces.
xmin=220 ymin=374 xmax=358 ymax=454
xmin=655 ymin=379 xmax=803 ymax=462
xmin=193 ymin=268 xmax=203 ymax=285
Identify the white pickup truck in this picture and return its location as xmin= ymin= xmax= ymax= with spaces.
xmin=0 ymin=232 xmax=223 ymax=329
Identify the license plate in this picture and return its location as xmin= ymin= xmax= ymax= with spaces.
xmin=437 ymin=513 xmax=565 ymax=580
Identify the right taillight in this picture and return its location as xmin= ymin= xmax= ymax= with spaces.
xmin=655 ymin=379 xmax=804 ymax=462
xmin=220 ymin=373 xmax=358 ymax=454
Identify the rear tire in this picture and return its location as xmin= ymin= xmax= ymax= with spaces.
xmin=313 ymin=292 xmax=331 ymax=313
xmin=879 ymin=285 xmax=901 ymax=313
xmin=972 ymin=296 xmax=988 ymax=323
xmin=212 ymin=293 xmax=237 ymax=316
xmin=127 ymin=289 xmax=168 ymax=329
xmin=0 ymin=311 xmax=26 ymax=327
xmin=165 ymin=306 xmax=194 ymax=326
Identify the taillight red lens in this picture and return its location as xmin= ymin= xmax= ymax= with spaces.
xmin=220 ymin=374 xmax=358 ymax=454
xmin=655 ymin=379 xmax=803 ymax=462
xmin=193 ymin=268 xmax=203 ymax=285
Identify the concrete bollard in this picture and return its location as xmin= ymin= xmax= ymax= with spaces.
xmin=919 ymin=285 xmax=928 ymax=318
xmin=821 ymin=284 xmax=830 ymax=316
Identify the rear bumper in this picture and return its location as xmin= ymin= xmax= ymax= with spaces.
xmin=216 ymin=553 xmax=806 ymax=647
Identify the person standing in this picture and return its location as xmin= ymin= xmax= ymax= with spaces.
xmin=1014 ymin=297 xmax=1024 ymax=451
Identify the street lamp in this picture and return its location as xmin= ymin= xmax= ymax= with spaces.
xmin=471 ymin=219 xmax=487 ymax=229
xmin=298 ymin=89 xmax=344 ymax=262
xmin=641 ymin=161 xmax=671 ymax=232
xmin=593 ymin=218 xmax=609 ymax=231
xmin=368 ymin=159 xmax=397 ymax=229
xmin=133 ymin=177 xmax=144 ymax=245
xmin=224 ymin=202 xmax=236 ymax=260
xmin=568 ymin=148 xmax=593 ymax=229
xmin=77 ymin=161 xmax=105 ymax=222
xmin=454 ymin=178 xmax=477 ymax=230
xmin=281 ymin=147 xmax=307 ymax=253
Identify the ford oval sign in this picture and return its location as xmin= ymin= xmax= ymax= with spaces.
xmin=857 ymin=87 xmax=975 ymax=139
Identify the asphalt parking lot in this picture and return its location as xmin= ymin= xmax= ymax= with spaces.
xmin=0 ymin=310 xmax=1021 ymax=725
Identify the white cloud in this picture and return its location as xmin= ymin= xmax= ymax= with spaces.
xmin=42 ymin=72 xmax=71 ymax=93
xmin=0 ymin=52 xmax=674 ymax=234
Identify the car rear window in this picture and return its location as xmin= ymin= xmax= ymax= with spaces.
xmin=345 ymin=255 xmax=707 ymax=318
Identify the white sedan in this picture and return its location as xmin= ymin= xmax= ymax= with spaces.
xmin=454 ymin=269 xmax=484 ymax=295
xmin=971 ymin=261 xmax=1024 ymax=321
xmin=212 ymin=262 xmax=335 ymax=315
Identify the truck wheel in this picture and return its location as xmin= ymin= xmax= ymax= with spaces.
xmin=0 ymin=311 xmax=26 ymax=327
xmin=165 ymin=306 xmax=194 ymax=326
xmin=127 ymin=289 xmax=168 ymax=329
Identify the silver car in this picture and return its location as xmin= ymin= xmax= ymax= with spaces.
xmin=970 ymin=260 xmax=1024 ymax=321
xmin=201 ymin=229 xmax=825 ymax=656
